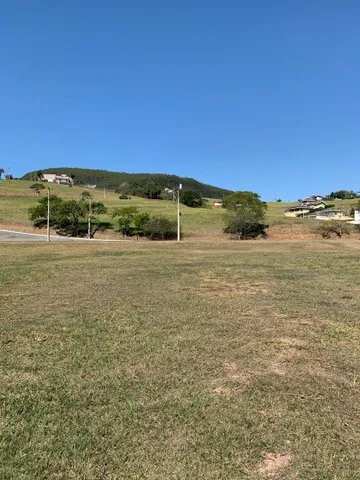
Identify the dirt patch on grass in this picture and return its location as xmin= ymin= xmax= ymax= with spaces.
xmin=267 ymin=338 xmax=306 ymax=376
xmin=211 ymin=362 xmax=251 ymax=396
xmin=212 ymin=386 xmax=232 ymax=397
xmin=181 ymin=271 xmax=269 ymax=297
xmin=258 ymin=452 xmax=292 ymax=477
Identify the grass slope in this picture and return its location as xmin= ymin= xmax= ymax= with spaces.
xmin=1 ymin=240 xmax=360 ymax=479
xmin=0 ymin=180 xmax=225 ymax=237
xmin=0 ymin=180 xmax=357 ymax=238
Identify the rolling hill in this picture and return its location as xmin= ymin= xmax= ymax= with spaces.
xmin=22 ymin=168 xmax=232 ymax=198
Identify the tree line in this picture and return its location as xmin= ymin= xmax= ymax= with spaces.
xmin=28 ymin=189 xmax=269 ymax=240
xmin=28 ymin=191 xmax=179 ymax=240
xmin=22 ymin=167 xmax=232 ymax=198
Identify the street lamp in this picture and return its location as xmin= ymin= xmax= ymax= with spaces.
xmin=87 ymin=196 xmax=92 ymax=239
xmin=47 ymin=187 xmax=50 ymax=243
xmin=177 ymin=183 xmax=182 ymax=242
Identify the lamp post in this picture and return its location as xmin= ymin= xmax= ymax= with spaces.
xmin=177 ymin=183 xmax=182 ymax=242
xmin=47 ymin=187 xmax=50 ymax=243
xmin=87 ymin=196 xmax=92 ymax=239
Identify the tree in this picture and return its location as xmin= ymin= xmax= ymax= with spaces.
xmin=222 ymin=191 xmax=268 ymax=239
xmin=5 ymin=173 xmax=13 ymax=180
xmin=222 ymin=191 xmax=267 ymax=214
xmin=143 ymin=216 xmax=178 ymax=240
xmin=142 ymin=182 xmax=162 ymax=199
xmin=224 ymin=209 xmax=268 ymax=239
xmin=36 ymin=170 xmax=43 ymax=181
xmin=80 ymin=191 xmax=92 ymax=201
xmin=328 ymin=190 xmax=357 ymax=200
xmin=133 ymin=212 xmax=150 ymax=236
xmin=28 ymin=196 xmax=108 ymax=237
xmin=314 ymin=220 xmax=351 ymax=239
xmin=180 ymin=190 xmax=204 ymax=208
xmin=29 ymin=183 xmax=45 ymax=196
xmin=112 ymin=206 xmax=150 ymax=237
xmin=115 ymin=182 xmax=132 ymax=199
xmin=276 ymin=199 xmax=282 ymax=202
xmin=0 ymin=168 xmax=4 ymax=179
xmin=112 ymin=206 xmax=139 ymax=236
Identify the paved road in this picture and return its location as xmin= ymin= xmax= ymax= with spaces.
xmin=0 ymin=230 xmax=128 ymax=242
xmin=0 ymin=229 xmax=82 ymax=242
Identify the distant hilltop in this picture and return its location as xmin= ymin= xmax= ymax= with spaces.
xmin=22 ymin=167 xmax=232 ymax=198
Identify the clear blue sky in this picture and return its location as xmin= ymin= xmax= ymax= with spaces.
xmin=1 ymin=1 xmax=359 ymax=200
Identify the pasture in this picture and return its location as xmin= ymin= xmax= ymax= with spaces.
xmin=1 ymin=239 xmax=360 ymax=479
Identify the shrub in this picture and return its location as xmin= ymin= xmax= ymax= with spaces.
xmin=143 ymin=216 xmax=178 ymax=240
xmin=180 ymin=190 xmax=204 ymax=207
xmin=29 ymin=183 xmax=45 ymax=196
xmin=224 ymin=212 xmax=268 ymax=239
xmin=314 ymin=220 xmax=351 ymax=239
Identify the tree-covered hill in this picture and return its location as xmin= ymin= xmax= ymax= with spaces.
xmin=22 ymin=168 xmax=232 ymax=198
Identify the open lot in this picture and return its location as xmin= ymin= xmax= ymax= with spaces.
xmin=1 ymin=239 xmax=360 ymax=479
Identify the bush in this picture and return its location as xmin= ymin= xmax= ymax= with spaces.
xmin=314 ymin=220 xmax=351 ymax=238
xmin=180 ymin=190 xmax=204 ymax=207
xmin=224 ymin=216 xmax=268 ymax=239
xmin=143 ymin=216 xmax=178 ymax=240
xmin=29 ymin=183 xmax=45 ymax=196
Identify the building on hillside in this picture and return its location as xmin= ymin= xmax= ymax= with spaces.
xmin=300 ymin=199 xmax=326 ymax=208
xmin=307 ymin=208 xmax=353 ymax=221
xmin=284 ymin=205 xmax=313 ymax=217
xmin=42 ymin=174 xmax=57 ymax=183
xmin=284 ymin=201 xmax=326 ymax=217
xmin=348 ymin=211 xmax=360 ymax=224
xmin=42 ymin=173 xmax=74 ymax=185
xmin=302 ymin=195 xmax=325 ymax=202
xmin=213 ymin=201 xmax=223 ymax=208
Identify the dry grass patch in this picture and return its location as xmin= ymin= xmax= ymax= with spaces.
xmin=258 ymin=452 xmax=292 ymax=478
xmin=1 ymin=240 xmax=360 ymax=479
xmin=179 ymin=269 xmax=269 ymax=297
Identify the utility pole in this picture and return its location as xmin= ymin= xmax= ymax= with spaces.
xmin=177 ymin=183 xmax=182 ymax=242
xmin=47 ymin=187 xmax=50 ymax=243
xmin=88 ymin=196 xmax=92 ymax=239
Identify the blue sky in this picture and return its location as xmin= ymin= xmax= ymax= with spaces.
xmin=1 ymin=1 xmax=359 ymax=200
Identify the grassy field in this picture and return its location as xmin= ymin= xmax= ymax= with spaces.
xmin=0 ymin=180 xmax=358 ymax=239
xmin=1 ymin=240 xmax=360 ymax=479
xmin=0 ymin=180 xmax=226 ymax=237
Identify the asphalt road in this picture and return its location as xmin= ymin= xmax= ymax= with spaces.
xmin=0 ymin=230 xmax=128 ymax=242
xmin=0 ymin=229 xmax=81 ymax=242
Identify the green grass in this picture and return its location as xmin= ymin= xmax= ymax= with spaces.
xmin=0 ymin=180 xmax=358 ymax=237
xmin=0 ymin=180 xmax=225 ymax=236
xmin=1 ymin=240 xmax=360 ymax=479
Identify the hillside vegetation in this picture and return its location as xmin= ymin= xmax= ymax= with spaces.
xmin=1 ymin=180 xmax=358 ymax=238
xmin=22 ymin=168 xmax=232 ymax=198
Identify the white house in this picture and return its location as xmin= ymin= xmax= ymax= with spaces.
xmin=42 ymin=173 xmax=74 ymax=185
